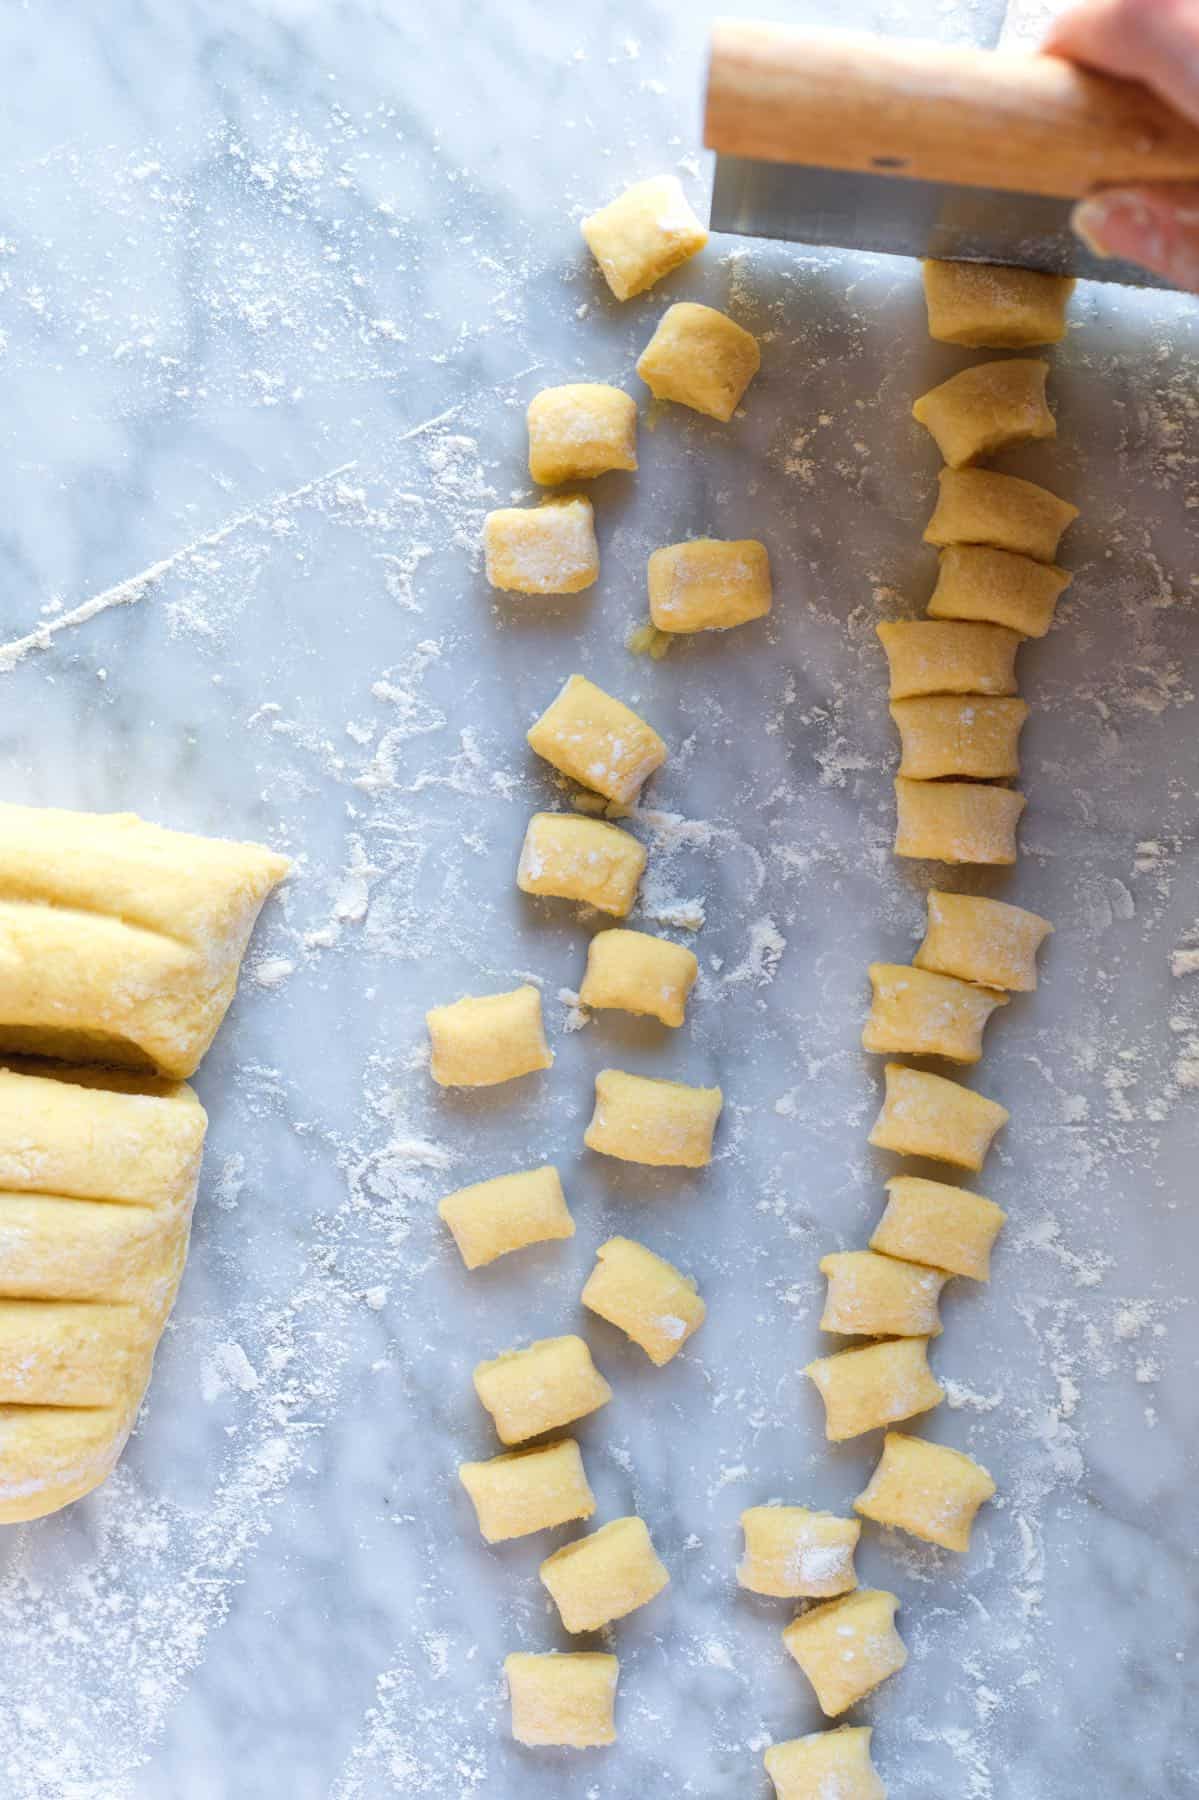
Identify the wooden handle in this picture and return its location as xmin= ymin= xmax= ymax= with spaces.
xmin=704 ymin=21 xmax=1199 ymax=198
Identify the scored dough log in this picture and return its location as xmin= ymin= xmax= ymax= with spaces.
xmin=913 ymin=358 xmax=1055 ymax=467
xmin=893 ymin=777 xmax=1026 ymax=865
xmin=527 ymin=385 xmax=638 ymax=486
xmin=925 ymin=467 xmax=1078 ymax=563
xmin=876 ymin=621 xmax=1021 ymax=700
xmin=928 ymin=544 xmax=1071 ymax=638
xmin=863 ymin=962 xmax=1007 ymax=1065
xmin=637 ymin=303 xmax=761 ymax=421
xmin=582 ymin=174 xmax=708 ymax=301
xmin=869 ymin=1062 xmax=1009 ymax=1173
xmin=0 ymin=803 xmax=288 ymax=1080
xmin=922 ymin=260 xmax=1075 ymax=349
xmin=527 ymin=674 xmax=666 ymax=806
xmin=915 ymin=889 xmax=1052 ymax=992
xmin=0 ymin=1063 xmax=207 ymax=1524
xmin=891 ymin=695 xmax=1028 ymax=780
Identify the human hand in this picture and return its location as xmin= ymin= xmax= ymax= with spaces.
xmin=1047 ymin=0 xmax=1199 ymax=288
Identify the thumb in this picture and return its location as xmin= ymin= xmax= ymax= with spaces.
xmin=1072 ymin=184 xmax=1199 ymax=291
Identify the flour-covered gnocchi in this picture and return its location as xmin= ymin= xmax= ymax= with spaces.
xmin=584 ymin=1068 xmax=722 ymax=1167
xmin=891 ymin=695 xmax=1028 ymax=780
xmin=913 ymin=358 xmax=1054 ymax=467
xmin=782 ymin=1589 xmax=907 ymax=1717
xmin=483 ymin=496 xmax=600 ymax=594
xmin=527 ymin=384 xmax=638 ymax=485
xmin=637 ymin=303 xmax=761 ymax=421
xmin=459 ymin=1439 xmax=596 ymax=1543
xmin=871 ymin=1175 xmax=1006 ymax=1282
xmin=438 ymin=1164 xmax=574 ymax=1269
xmin=925 ymin=467 xmax=1078 ymax=563
xmin=738 ymin=1504 xmax=860 ymax=1599
xmin=818 ymin=1249 xmax=948 ymax=1338
xmin=893 ymin=776 xmax=1026 ymax=865
xmin=518 ymin=812 xmax=646 ymax=916
xmin=855 ymin=1431 xmax=996 ymax=1551
xmin=922 ymin=259 xmax=1074 ymax=349
xmin=863 ymin=963 xmax=1008 ymax=1064
xmin=764 ymin=1726 xmax=885 ymax=1800
xmin=527 ymin=674 xmax=666 ymax=805
xmin=869 ymin=1063 xmax=1009 ymax=1172
xmin=540 ymin=1515 xmax=670 ymax=1632
xmin=473 ymin=1335 xmax=612 ymax=1445
xmin=579 ymin=928 xmax=698 ymax=1027
xmin=805 ymin=1337 xmax=944 ymax=1441
xmin=581 ymin=1235 xmax=705 ymax=1365
xmin=426 ymin=985 xmax=552 ymax=1088
xmin=876 ymin=620 xmax=1021 ymax=700
xmin=928 ymin=544 xmax=1071 ymax=638
xmin=914 ymin=889 xmax=1052 ymax=992
xmin=648 ymin=537 xmax=772 ymax=632
xmin=504 ymin=1650 xmax=619 ymax=1748
xmin=582 ymin=174 xmax=708 ymax=301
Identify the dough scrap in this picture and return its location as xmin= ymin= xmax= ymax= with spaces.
xmin=893 ymin=777 xmax=1025 ymax=865
xmin=876 ymin=620 xmax=1021 ymax=700
xmin=782 ymin=1589 xmax=907 ymax=1717
xmin=581 ymin=174 xmax=707 ymax=301
xmin=648 ymin=538 xmax=772 ymax=632
xmin=928 ymin=544 xmax=1070 ymax=638
xmin=581 ymin=1234 xmax=705 ymax=1365
xmin=539 ymin=1515 xmax=669 ymax=1632
xmin=483 ymin=497 xmax=599 ymax=594
xmin=473 ymin=1335 xmax=612 ymax=1446
xmin=527 ymin=384 xmax=638 ymax=485
xmin=922 ymin=259 xmax=1074 ymax=348
xmin=869 ymin=1062 xmax=1009 ymax=1173
xmin=527 ymin=673 xmax=666 ymax=806
xmin=0 ymin=1063 xmax=207 ymax=1524
xmin=764 ymin=1727 xmax=885 ymax=1800
xmin=914 ymin=889 xmax=1052 ymax=992
xmin=872 ymin=1175 xmax=1006 ymax=1282
xmin=518 ymin=812 xmax=646 ymax=917
xmin=504 ymin=1650 xmax=619 ymax=1748
xmin=584 ymin=1067 xmax=723 ymax=1167
xmin=854 ymin=1430 xmax=996 ymax=1552
xmin=863 ymin=962 xmax=1008 ymax=1064
xmin=891 ymin=695 xmax=1028 ymax=780
xmin=925 ymin=467 xmax=1078 ymax=563
xmin=636 ymin=303 xmax=761 ymax=421
xmin=0 ymin=803 xmax=288 ymax=1080
xmin=912 ymin=358 xmax=1054 ymax=467
xmin=818 ymin=1249 xmax=948 ymax=1338
xmin=459 ymin=1438 xmax=595 ymax=1543
xmin=805 ymin=1336 xmax=944 ymax=1442
xmin=426 ymin=985 xmax=552 ymax=1088
xmin=579 ymin=928 xmax=698 ymax=1028
xmin=738 ymin=1504 xmax=860 ymax=1599
xmin=438 ymin=1164 xmax=573 ymax=1269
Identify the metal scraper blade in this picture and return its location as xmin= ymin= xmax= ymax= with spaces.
xmin=710 ymin=155 xmax=1169 ymax=289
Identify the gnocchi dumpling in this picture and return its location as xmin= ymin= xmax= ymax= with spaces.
xmin=584 ymin=1068 xmax=723 ymax=1168
xmin=579 ymin=928 xmax=698 ymax=1028
xmin=483 ymin=496 xmax=599 ymax=595
xmin=738 ymin=1504 xmax=860 ymax=1599
xmin=764 ymin=1726 xmax=885 ymax=1800
xmin=426 ymin=984 xmax=552 ymax=1088
xmin=527 ymin=674 xmax=666 ymax=805
xmin=893 ymin=776 xmax=1026 ymax=866
xmin=582 ymin=174 xmax=708 ymax=301
xmin=863 ymin=962 xmax=1008 ymax=1064
xmin=648 ymin=537 xmax=772 ymax=633
xmin=637 ymin=303 xmax=761 ymax=421
xmin=922 ymin=259 xmax=1074 ymax=349
xmin=871 ymin=1175 xmax=1006 ymax=1282
xmin=539 ymin=1515 xmax=670 ymax=1632
xmin=891 ymin=695 xmax=1028 ymax=780
xmin=518 ymin=813 xmax=646 ymax=917
xmin=504 ymin=1650 xmax=619 ymax=1748
xmin=818 ymin=1250 xmax=948 ymax=1338
xmin=869 ymin=1062 xmax=1009 ymax=1173
xmin=438 ymin=1164 xmax=574 ymax=1269
xmin=876 ymin=620 xmax=1020 ymax=700
xmin=458 ymin=1438 xmax=596 ymax=1542
xmin=473 ymin=1335 xmax=612 ymax=1445
xmin=782 ymin=1589 xmax=907 ymax=1716
xmin=805 ymin=1337 xmax=944 ymax=1442
xmin=914 ymin=889 xmax=1052 ymax=992
xmin=527 ymin=384 xmax=638 ymax=485
xmin=912 ymin=358 xmax=1054 ymax=467
xmin=928 ymin=544 xmax=1071 ymax=638
xmin=855 ymin=1430 xmax=996 ymax=1552
xmin=581 ymin=1235 xmax=705 ymax=1365
xmin=925 ymin=467 xmax=1078 ymax=563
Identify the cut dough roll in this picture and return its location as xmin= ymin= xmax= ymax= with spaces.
xmin=0 ymin=804 xmax=288 ymax=1080
xmin=483 ymin=497 xmax=599 ymax=595
xmin=738 ymin=1504 xmax=860 ymax=1599
xmin=648 ymin=537 xmax=772 ymax=633
xmin=913 ymin=358 xmax=1055 ymax=467
xmin=869 ymin=1062 xmax=1009 ymax=1173
xmin=925 ymin=467 xmax=1078 ymax=563
xmin=581 ymin=1235 xmax=705 ymax=1365
xmin=527 ymin=385 xmax=638 ymax=485
xmin=540 ymin=1515 xmax=669 ymax=1632
xmin=782 ymin=1589 xmax=907 ymax=1716
xmin=426 ymin=985 xmax=552 ymax=1088
xmin=765 ymin=1726 xmax=885 ymax=1800
xmin=928 ymin=544 xmax=1071 ymax=638
xmin=579 ymin=928 xmax=698 ymax=1028
xmin=915 ymin=889 xmax=1052 ymax=992
xmin=518 ymin=813 xmax=646 ymax=917
xmin=584 ymin=1068 xmax=723 ymax=1167
xmin=922 ymin=259 xmax=1075 ymax=349
xmin=872 ymin=1174 xmax=1006 ymax=1282
xmin=891 ymin=696 xmax=1028 ymax=780
xmin=527 ymin=674 xmax=665 ymax=806
xmin=0 ymin=1063 xmax=207 ymax=1524
xmin=637 ymin=303 xmax=761 ymax=421
xmin=505 ymin=1650 xmax=619 ymax=1748
xmin=893 ymin=777 xmax=1025 ymax=866
xmin=876 ymin=621 xmax=1021 ymax=700
xmin=818 ymin=1249 xmax=947 ymax=1338
xmin=805 ymin=1337 xmax=944 ymax=1441
xmin=582 ymin=174 xmax=707 ymax=301
xmin=863 ymin=962 xmax=1007 ymax=1065
xmin=855 ymin=1431 xmax=995 ymax=1552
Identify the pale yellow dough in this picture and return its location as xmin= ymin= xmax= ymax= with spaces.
xmin=527 ymin=384 xmax=638 ymax=486
xmin=0 ymin=1063 xmax=207 ymax=1524
xmin=579 ymin=928 xmax=698 ymax=1028
xmin=473 ymin=1335 xmax=612 ymax=1445
xmin=0 ymin=803 xmax=288 ymax=1080
xmin=863 ymin=962 xmax=1007 ymax=1064
xmin=869 ymin=1062 xmax=1009 ymax=1173
xmin=483 ymin=497 xmax=599 ymax=595
xmin=425 ymin=985 xmax=552 ymax=1088
xmin=872 ymin=1175 xmax=1006 ymax=1282
xmin=915 ymin=889 xmax=1052 ymax=992
xmin=458 ymin=1438 xmax=595 ymax=1542
xmin=527 ymin=673 xmax=666 ymax=806
xmin=855 ymin=1431 xmax=996 ymax=1552
xmin=891 ymin=695 xmax=1028 ymax=780
xmin=893 ymin=777 xmax=1026 ymax=866
xmin=738 ymin=1505 xmax=860 ymax=1599
xmin=928 ymin=544 xmax=1071 ymax=638
xmin=765 ymin=1726 xmax=885 ymax=1800
xmin=925 ymin=467 xmax=1078 ymax=563
xmin=637 ymin=303 xmax=761 ymax=421
xmin=648 ymin=538 xmax=772 ymax=632
xmin=805 ymin=1337 xmax=944 ymax=1442
xmin=581 ymin=1235 xmax=705 ymax=1365
xmin=539 ymin=1515 xmax=669 ymax=1632
xmin=584 ymin=1068 xmax=722 ymax=1167
xmin=782 ymin=1589 xmax=907 ymax=1717
xmin=438 ymin=1165 xmax=573 ymax=1269
xmin=922 ymin=259 xmax=1074 ymax=349
xmin=818 ymin=1250 xmax=947 ymax=1338
xmin=581 ymin=174 xmax=707 ymax=301
xmin=912 ymin=358 xmax=1054 ymax=467
xmin=518 ymin=813 xmax=646 ymax=917
xmin=505 ymin=1651 xmax=619 ymax=1748
xmin=876 ymin=620 xmax=1021 ymax=700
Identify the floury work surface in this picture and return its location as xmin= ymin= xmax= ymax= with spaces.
xmin=0 ymin=1 xmax=1195 ymax=1795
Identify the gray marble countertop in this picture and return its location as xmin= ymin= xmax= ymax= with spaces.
xmin=0 ymin=3 xmax=1196 ymax=1797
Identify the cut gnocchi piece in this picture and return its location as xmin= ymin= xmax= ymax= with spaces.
xmin=579 ymin=928 xmax=698 ymax=1028
xmin=876 ymin=620 xmax=1020 ymax=700
xmin=426 ymin=985 xmax=552 ymax=1088
xmin=928 ymin=544 xmax=1071 ymax=638
xmin=765 ymin=1726 xmax=885 ymax=1800
xmin=581 ymin=174 xmax=708 ymax=301
xmin=863 ymin=963 xmax=1008 ymax=1065
xmin=584 ymin=1068 xmax=723 ymax=1167
xmin=438 ymin=1165 xmax=574 ymax=1269
xmin=636 ymin=303 xmax=761 ymax=421
xmin=527 ymin=384 xmax=638 ymax=486
xmin=473 ymin=1335 xmax=612 ymax=1446
xmin=527 ymin=674 xmax=666 ymax=806
xmin=738 ymin=1505 xmax=860 ymax=1599
xmin=504 ymin=1650 xmax=619 ymax=1748
xmin=581 ymin=1235 xmax=705 ymax=1365
xmin=818 ymin=1250 xmax=948 ymax=1338
xmin=872 ymin=1175 xmax=1005 ymax=1281
xmin=782 ymin=1589 xmax=907 ymax=1717
xmin=0 ymin=803 xmax=288 ymax=1080
xmin=912 ymin=358 xmax=1055 ymax=467
xmin=805 ymin=1337 xmax=944 ymax=1442
xmin=855 ymin=1431 xmax=996 ymax=1551
xmin=922 ymin=259 xmax=1075 ymax=348
xmin=483 ymin=496 xmax=599 ymax=595
xmin=518 ymin=813 xmax=646 ymax=917
xmin=914 ymin=889 xmax=1052 ymax=992
xmin=869 ymin=1062 xmax=1009 ymax=1173
xmin=893 ymin=777 xmax=1026 ymax=865
xmin=891 ymin=695 xmax=1028 ymax=780
xmin=648 ymin=537 xmax=772 ymax=633
xmin=459 ymin=1439 xmax=596 ymax=1543
xmin=540 ymin=1515 xmax=670 ymax=1632
xmin=925 ymin=467 xmax=1078 ymax=563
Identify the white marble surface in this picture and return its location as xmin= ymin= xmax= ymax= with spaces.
xmin=0 ymin=3 xmax=1196 ymax=1796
